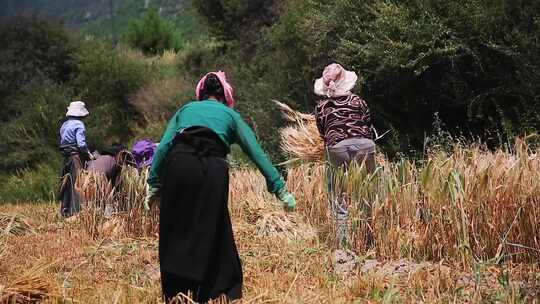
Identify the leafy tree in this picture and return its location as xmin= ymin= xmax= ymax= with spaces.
xmin=70 ymin=39 xmax=154 ymax=146
xmin=124 ymin=8 xmax=182 ymax=55
xmin=0 ymin=16 xmax=155 ymax=173
xmin=193 ymin=0 xmax=277 ymax=41
xmin=188 ymin=0 xmax=540 ymax=155
xmin=0 ymin=16 xmax=77 ymax=122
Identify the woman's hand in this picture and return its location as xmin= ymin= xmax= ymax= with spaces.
xmin=277 ymin=188 xmax=297 ymax=211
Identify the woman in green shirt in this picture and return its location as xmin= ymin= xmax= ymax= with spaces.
xmin=146 ymin=71 xmax=296 ymax=303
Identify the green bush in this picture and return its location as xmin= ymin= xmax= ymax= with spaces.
xmin=0 ymin=80 xmax=74 ymax=172
xmin=189 ymin=0 xmax=540 ymax=156
xmin=276 ymin=0 xmax=540 ymax=150
xmin=0 ymin=16 xmax=160 ymax=174
xmin=0 ymin=160 xmax=61 ymax=203
xmin=124 ymin=8 xmax=182 ymax=55
xmin=193 ymin=0 xmax=276 ymax=41
xmin=0 ymin=16 xmax=77 ymax=114
xmin=70 ymin=39 xmax=156 ymax=150
xmin=130 ymin=119 xmax=167 ymax=147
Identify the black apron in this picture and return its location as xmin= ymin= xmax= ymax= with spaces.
xmin=58 ymin=144 xmax=85 ymax=217
xmin=159 ymin=127 xmax=242 ymax=303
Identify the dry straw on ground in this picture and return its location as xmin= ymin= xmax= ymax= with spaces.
xmin=0 ymin=213 xmax=34 ymax=236
xmin=0 ymin=262 xmax=56 ymax=303
xmin=255 ymin=211 xmax=317 ymax=241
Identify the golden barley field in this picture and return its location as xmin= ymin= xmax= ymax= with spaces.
xmin=1 ymin=140 xmax=539 ymax=303
xmin=1 ymin=105 xmax=539 ymax=303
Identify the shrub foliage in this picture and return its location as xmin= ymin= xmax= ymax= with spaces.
xmin=124 ymin=8 xmax=182 ymax=55
xmin=192 ymin=0 xmax=540 ymax=154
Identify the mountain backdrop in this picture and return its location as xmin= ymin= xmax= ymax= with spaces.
xmin=0 ymin=0 xmax=197 ymax=39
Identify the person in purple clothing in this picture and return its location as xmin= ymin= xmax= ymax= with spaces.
xmin=58 ymin=101 xmax=94 ymax=217
xmin=131 ymin=139 xmax=158 ymax=169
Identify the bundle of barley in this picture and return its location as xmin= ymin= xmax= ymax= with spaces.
xmin=116 ymin=166 xmax=159 ymax=238
xmin=274 ymin=101 xmax=325 ymax=162
xmin=115 ymin=166 xmax=148 ymax=212
xmin=0 ymin=213 xmax=34 ymax=236
xmin=228 ymin=169 xmax=276 ymax=222
xmin=75 ymin=171 xmax=114 ymax=209
xmin=255 ymin=211 xmax=317 ymax=241
xmin=76 ymin=171 xmax=115 ymax=239
xmin=0 ymin=262 xmax=55 ymax=303
xmin=274 ymin=100 xmax=316 ymax=123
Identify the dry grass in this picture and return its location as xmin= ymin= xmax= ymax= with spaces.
xmin=129 ymin=76 xmax=192 ymax=122
xmin=1 ymin=114 xmax=540 ymax=302
xmin=0 ymin=262 xmax=57 ymax=303
xmin=0 ymin=213 xmax=34 ymax=236
xmin=75 ymin=167 xmax=159 ymax=240
xmin=120 ymin=48 xmax=178 ymax=66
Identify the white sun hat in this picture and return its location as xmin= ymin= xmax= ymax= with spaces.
xmin=66 ymin=101 xmax=89 ymax=117
xmin=314 ymin=63 xmax=358 ymax=98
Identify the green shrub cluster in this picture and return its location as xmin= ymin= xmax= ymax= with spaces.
xmin=0 ymin=17 xmax=77 ymax=172
xmin=71 ymin=39 xmax=153 ymax=148
xmin=124 ymin=8 xmax=182 ymax=55
xmin=0 ymin=161 xmax=60 ymax=202
xmin=3 ymin=1 xmax=540 ymax=202
xmin=0 ymin=16 xmax=163 ymax=202
xmin=190 ymin=0 xmax=540 ymax=156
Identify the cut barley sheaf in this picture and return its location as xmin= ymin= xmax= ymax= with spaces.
xmin=273 ymin=100 xmax=325 ymax=163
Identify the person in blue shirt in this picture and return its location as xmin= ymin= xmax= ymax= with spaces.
xmin=58 ymin=101 xmax=94 ymax=217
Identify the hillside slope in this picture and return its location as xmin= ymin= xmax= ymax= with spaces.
xmin=0 ymin=0 xmax=195 ymax=39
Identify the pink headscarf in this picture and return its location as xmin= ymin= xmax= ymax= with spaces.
xmin=195 ymin=71 xmax=235 ymax=108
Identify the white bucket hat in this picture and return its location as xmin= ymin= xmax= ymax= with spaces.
xmin=314 ymin=63 xmax=358 ymax=98
xmin=66 ymin=101 xmax=89 ymax=117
